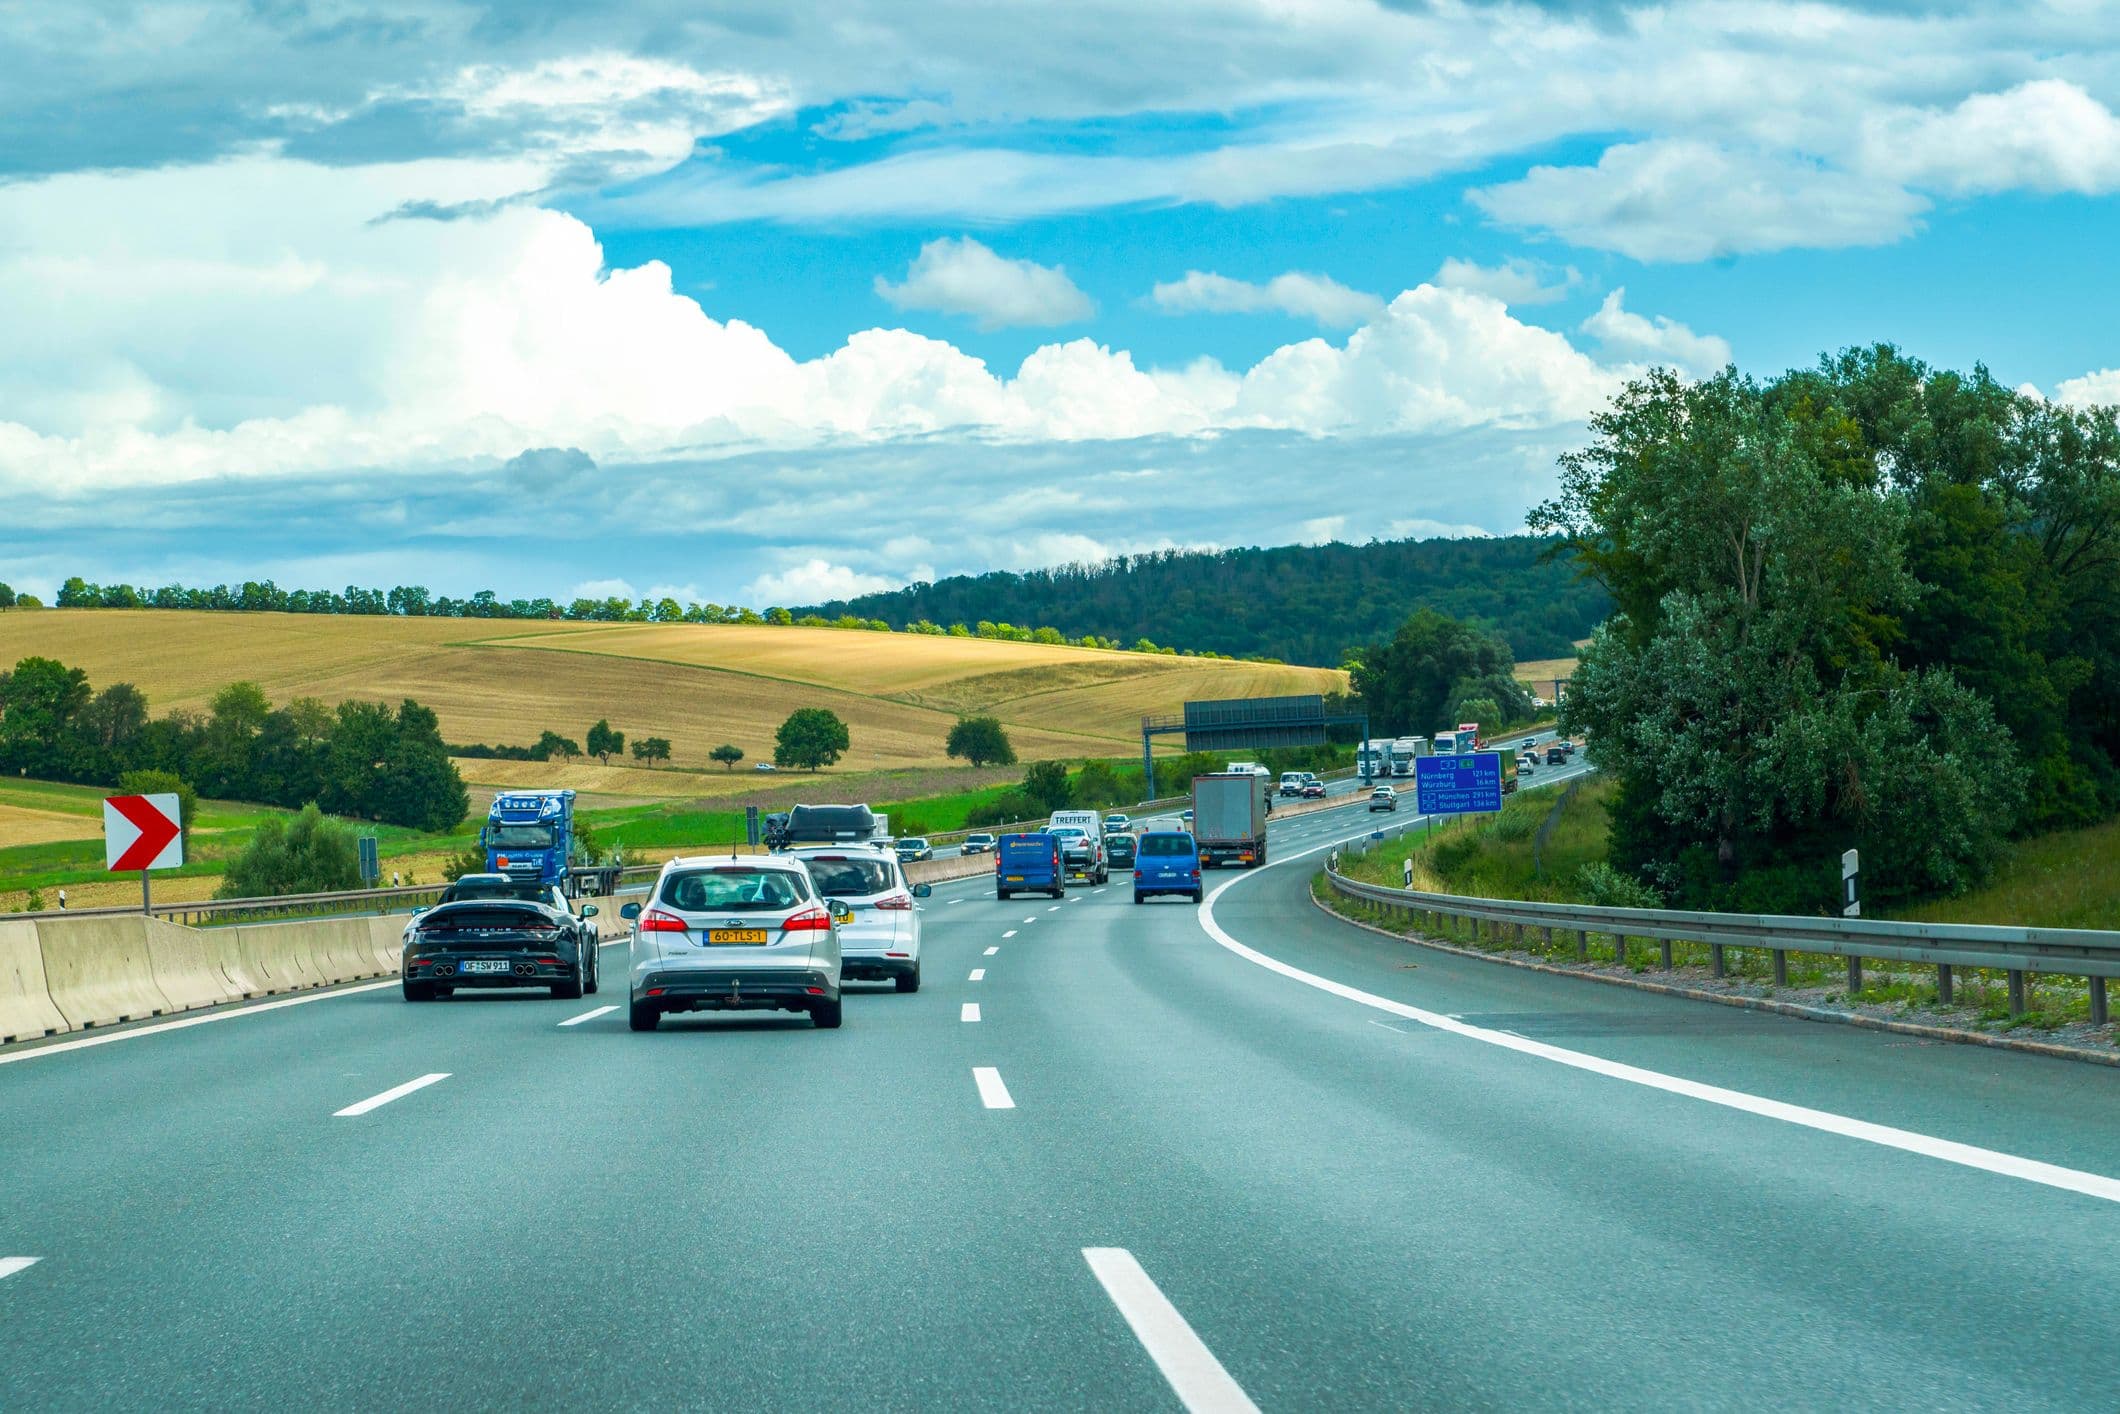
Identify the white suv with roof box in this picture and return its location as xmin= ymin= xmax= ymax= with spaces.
xmin=788 ymin=845 xmax=930 ymax=992
xmin=621 ymin=855 xmax=853 ymax=1031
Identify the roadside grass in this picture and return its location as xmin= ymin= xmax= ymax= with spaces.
xmin=1321 ymin=772 xmax=2112 ymax=1036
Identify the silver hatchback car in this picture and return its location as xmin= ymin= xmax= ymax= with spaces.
xmin=621 ymin=855 xmax=851 ymax=1030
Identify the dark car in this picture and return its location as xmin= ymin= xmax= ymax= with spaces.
xmin=1546 ymin=745 xmax=1568 ymax=765
xmin=784 ymin=803 xmax=881 ymax=846
xmin=403 ymin=898 xmax=594 ymax=1001
xmin=1105 ymin=832 xmax=1137 ymax=869
xmin=895 ymin=837 xmax=934 ymax=863
xmin=1301 ymin=781 xmax=1327 ymax=798
xmin=961 ymin=833 xmax=996 ymax=855
xmin=996 ymin=832 xmax=1064 ymax=900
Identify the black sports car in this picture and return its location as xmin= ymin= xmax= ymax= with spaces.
xmin=402 ymin=898 xmax=594 ymax=1001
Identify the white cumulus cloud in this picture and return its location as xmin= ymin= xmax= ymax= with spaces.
xmin=744 ymin=559 xmax=900 ymax=605
xmin=1151 ymin=270 xmax=1384 ymax=328
xmin=2056 ymin=369 xmax=2120 ymax=409
xmin=1579 ymin=289 xmax=1732 ymax=377
xmin=1860 ymin=80 xmax=2120 ymax=198
xmin=1432 ymin=257 xmax=1581 ymax=307
xmin=874 ymin=236 xmax=1093 ymax=330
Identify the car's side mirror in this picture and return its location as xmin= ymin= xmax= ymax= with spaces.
xmin=912 ymin=883 xmax=932 ymax=899
xmin=580 ymin=904 xmax=599 ymax=918
xmin=619 ymin=902 xmax=642 ymax=920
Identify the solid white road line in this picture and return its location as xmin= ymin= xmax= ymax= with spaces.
xmin=0 ymin=1257 xmax=39 ymax=1281
xmin=970 ymin=968 xmax=987 ymax=981
xmin=1082 ymin=1248 xmax=1259 ymax=1414
xmin=962 ymin=1003 xmax=981 ymax=1022
xmin=558 ymin=1005 xmax=618 ymax=1027
xmin=334 ymin=1072 xmax=450 ymax=1117
xmin=1200 ymin=831 xmax=2120 ymax=1207
xmin=985 ymin=946 xmax=1000 ymax=955
xmin=973 ymin=1066 xmax=1014 ymax=1108
xmin=0 ymin=979 xmax=399 ymax=1067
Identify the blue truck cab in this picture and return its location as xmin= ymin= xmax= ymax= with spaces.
xmin=483 ymin=789 xmax=578 ymax=889
xmin=994 ymin=831 xmax=1065 ymax=901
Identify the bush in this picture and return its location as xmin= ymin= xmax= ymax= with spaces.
xmin=118 ymin=768 xmax=198 ymax=856
xmin=1575 ymin=861 xmax=1664 ymax=910
xmin=217 ymin=804 xmax=361 ymax=898
xmin=441 ymin=842 xmax=487 ymax=882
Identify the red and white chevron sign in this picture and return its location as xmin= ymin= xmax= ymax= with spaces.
xmin=103 ymin=793 xmax=184 ymax=873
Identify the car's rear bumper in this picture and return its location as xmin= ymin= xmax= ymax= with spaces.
xmin=406 ymin=954 xmax=577 ymax=985
xmin=840 ymin=951 xmax=917 ymax=982
xmin=635 ymin=966 xmax=837 ymax=1011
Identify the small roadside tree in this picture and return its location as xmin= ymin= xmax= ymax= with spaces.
xmin=1022 ymin=759 xmax=1072 ymax=812
xmin=945 ymin=716 xmax=1016 ymax=768
xmin=534 ymin=730 xmax=581 ymax=761
xmin=709 ymin=743 xmax=745 ymax=771
xmin=630 ymin=736 xmax=673 ymax=763
xmin=586 ymin=719 xmax=624 ymax=763
xmin=774 ymin=708 xmax=850 ymax=771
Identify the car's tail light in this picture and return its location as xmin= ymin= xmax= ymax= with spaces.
xmin=529 ymin=955 xmax=561 ymax=965
xmin=782 ymin=907 xmax=832 ymax=932
xmin=638 ymin=908 xmax=687 ymax=933
xmin=1190 ymin=868 xmax=1201 ymax=878
xmin=874 ymin=893 xmax=914 ymax=911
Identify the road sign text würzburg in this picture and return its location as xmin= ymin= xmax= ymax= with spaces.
xmin=104 ymin=793 xmax=184 ymax=872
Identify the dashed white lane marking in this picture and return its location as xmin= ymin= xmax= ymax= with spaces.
xmin=1047 ymin=905 xmax=1062 ymax=912
xmin=1002 ymin=931 xmax=1017 ymax=939
xmin=962 ymin=1003 xmax=981 ymax=1022
xmin=947 ymin=898 xmax=965 ymax=906
xmin=334 ymin=1072 xmax=450 ymax=1117
xmin=1200 ymin=832 xmax=2120 ymax=1208
xmin=969 ymin=968 xmax=987 ymax=981
xmin=973 ymin=1066 xmax=1015 ymax=1109
xmin=558 ymin=1005 xmax=618 ymax=1027
xmin=984 ymin=946 xmax=1000 ymax=955
xmin=1023 ymin=916 xmax=1037 ymax=924
xmin=0 ymin=1257 xmax=39 ymax=1281
xmin=1082 ymin=1248 xmax=1258 ymax=1413
xmin=0 ymin=979 xmax=399 ymax=1067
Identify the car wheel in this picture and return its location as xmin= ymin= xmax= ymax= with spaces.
xmin=1132 ymin=893 xmax=1144 ymax=905
xmin=584 ymin=945 xmax=600 ymax=995
xmin=551 ymin=956 xmax=585 ymax=1000
xmin=628 ymin=1000 xmax=660 ymax=1031
xmin=1191 ymin=890 xmax=1204 ymax=904
xmin=402 ymin=979 xmax=435 ymax=1001
xmin=1050 ymin=886 xmax=1064 ymax=899
xmin=997 ymin=889 xmax=1010 ymax=900
xmin=895 ymin=964 xmax=920 ymax=994
xmin=811 ymin=996 xmax=844 ymax=1029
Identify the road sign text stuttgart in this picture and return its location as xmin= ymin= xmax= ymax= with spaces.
xmin=103 ymin=793 xmax=184 ymax=872
xmin=1414 ymin=753 xmax=1504 ymax=816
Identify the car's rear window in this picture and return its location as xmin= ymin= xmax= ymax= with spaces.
xmin=421 ymin=905 xmax=551 ymax=931
xmin=1139 ymin=833 xmax=1194 ymax=856
xmin=661 ymin=868 xmax=808 ymax=912
xmin=803 ymin=857 xmax=895 ymax=897
xmin=444 ymin=882 xmax=543 ymax=903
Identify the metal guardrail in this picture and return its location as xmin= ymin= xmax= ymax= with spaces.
xmin=1324 ymin=856 xmax=2120 ymax=1024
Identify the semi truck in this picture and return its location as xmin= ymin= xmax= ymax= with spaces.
xmin=482 ymin=789 xmax=619 ymax=897
xmin=1357 ymin=743 xmax=1389 ymax=781
xmin=1192 ymin=772 xmax=1269 ymax=869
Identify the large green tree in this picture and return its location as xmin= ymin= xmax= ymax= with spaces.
xmin=1349 ymin=609 xmax=1521 ymax=736
xmin=774 ymin=708 xmax=850 ymax=771
xmin=946 ymin=716 xmax=1017 ymax=768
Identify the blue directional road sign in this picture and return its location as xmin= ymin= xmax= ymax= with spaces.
xmin=1415 ymin=752 xmax=1504 ymax=815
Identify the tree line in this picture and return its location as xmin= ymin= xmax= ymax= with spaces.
xmin=0 ymin=656 xmax=468 ymax=833
xmin=805 ymin=534 xmax=1609 ymax=665
xmin=1543 ymin=346 xmax=2119 ymax=914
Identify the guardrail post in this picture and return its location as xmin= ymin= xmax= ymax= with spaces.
xmin=1614 ymin=934 xmax=1627 ymax=966
xmin=2091 ymin=976 xmax=2109 ymax=1027
xmin=1936 ymin=963 xmax=1953 ymax=1004
xmin=1514 ymin=922 xmax=1525 ymax=946
xmin=1658 ymin=938 xmax=1673 ymax=970
xmin=1772 ymin=949 xmax=1788 ymax=986
xmin=1710 ymin=943 xmax=1725 ymax=977
xmin=1847 ymin=956 xmax=1862 ymax=996
xmin=1576 ymin=929 xmax=1588 ymax=962
xmin=2007 ymin=970 xmax=2027 ymax=1017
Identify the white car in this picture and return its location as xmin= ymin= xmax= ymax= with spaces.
xmin=1046 ymin=809 xmax=1110 ymax=883
xmin=620 ymin=855 xmax=851 ymax=1030
xmin=754 ymin=762 xmax=777 ymax=772
xmin=1102 ymin=813 xmax=1133 ymax=834
xmin=788 ymin=845 xmax=930 ymax=993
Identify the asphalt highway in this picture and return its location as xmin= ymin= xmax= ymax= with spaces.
xmin=5 ymin=753 xmax=2118 ymax=1410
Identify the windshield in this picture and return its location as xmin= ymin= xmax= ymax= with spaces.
xmin=804 ymin=857 xmax=895 ymax=897
xmin=661 ymin=868 xmax=808 ymax=912
xmin=898 ymin=838 xmax=928 ymax=849
xmin=486 ymin=824 xmax=555 ymax=849
xmin=1140 ymin=834 xmax=1193 ymax=856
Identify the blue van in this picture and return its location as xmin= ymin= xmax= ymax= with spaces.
xmin=996 ymin=831 xmax=1065 ymax=900
xmin=1133 ymin=831 xmax=1202 ymax=904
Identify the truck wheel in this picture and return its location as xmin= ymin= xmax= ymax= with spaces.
xmin=629 ymin=1000 xmax=660 ymax=1031
xmin=811 ymin=997 xmax=844 ymax=1029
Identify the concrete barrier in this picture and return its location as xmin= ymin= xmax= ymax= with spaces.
xmin=906 ymin=854 xmax=993 ymax=887
xmin=367 ymin=915 xmax=408 ymax=976
xmin=142 ymin=915 xmax=242 ymax=1013
xmin=233 ymin=921 xmax=327 ymax=994
xmin=39 ymin=916 xmax=177 ymax=1029
xmin=197 ymin=925 xmax=263 ymax=999
xmin=0 ymin=919 xmax=69 ymax=1044
xmin=310 ymin=918 xmax=385 ymax=983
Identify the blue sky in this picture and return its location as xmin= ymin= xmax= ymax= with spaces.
xmin=1 ymin=1 xmax=2117 ymax=608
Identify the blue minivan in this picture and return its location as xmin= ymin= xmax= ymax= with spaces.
xmin=1133 ymin=831 xmax=1203 ymax=904
xmin=996 ymin=831 xmax=1065 ymax=900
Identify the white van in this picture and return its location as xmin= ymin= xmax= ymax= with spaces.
xmin=1278 ymin=771 xmax=1305 ymax=797
xmin=1046 ymin=809 xmax=1109 ymax=883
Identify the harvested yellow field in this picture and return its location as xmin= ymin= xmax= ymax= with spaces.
xmin=0 ymin=803 xmax=99 ymax=849
xmin=1514 ymin=656 xmax=1578 ymax=686
xmin=0 ymin=611 xmax=1349 ymax=776
xmin=452 ymin=757 xmax=764 ymax=800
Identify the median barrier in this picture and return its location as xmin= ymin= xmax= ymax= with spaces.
xmin=233 ymin=921 xmax=327 ymax=994
xmin=0 ymin=919 xmax=69 ymax=1044
xmin=906 ymin=854 xmax=992 ymax=887
xmin=197 ymin=924 xmax=263 ymax=999
xmin=311 ymin=918 xmax=386 ymax=983
xmin=366 ymin=916 xmax=406 ymax=975
xmin=38 ymin=915 xmax=177 ymax=1029
xmin=142 ymin=915 xmax=243 ymax=1012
